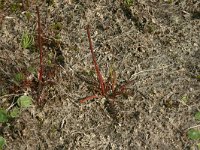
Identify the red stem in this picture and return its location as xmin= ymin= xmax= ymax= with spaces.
xmin=86 ymin=25 xmax=105 ymax=95
xmin=79 ymin=95 xmax=98 ymax=103
xmin=112 ymin=80 xmax=134 ymax=98
xmin=36 ymin=6 xmax=43 ymax=82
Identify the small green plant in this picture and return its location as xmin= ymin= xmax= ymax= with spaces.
xmin=124 ymin=0 xmax=134 ymax=6
xmin=24 ymin=11 xmax=32 ymax=21
xmin=0 ymin=136 xmax=6 ymax=150
xmin=17 ymin=95 xmax=32 ymax=108
xmin=51 ymin=22 xmax=62 ymax=40
xmin=21 ymin=31 xmax=34 ymax=49
xmin=188 ymin=129 xmax=200 ymax=140
xmin=0 ymin=109 xmax=9 ymax=123
xmin=14 ymin=72 xmax=24 ymax=83
xmin=51 ymin=22 xmax=62 ymax=31
xmin=187 ymin=111 xmax=200 ymax=149
xmin=0 ymin=95 xmax=32 ymax=149
xmin=195 ymin=112 xmax=200 ymax=121
xmin=0 ymin=95 xmax=32 ymax=122
xmin=27 ymin=66 xmax=37 ymax=75
xmin=10 ymin=107 xmax=20 ymax=118
xmin=11 ymin=2 xmax=22 ymax=12
xmin=196 ymin=75 xmax=200 ymax=81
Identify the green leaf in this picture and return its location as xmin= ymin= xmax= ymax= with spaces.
xmin=195 ymin=112 xmax=200 ymax=121
xmin=196 ymin=75 xmax=200 ymax=79
xmin=21 ymin=31 xmax=33 ymax=49
xmin=17 ymin=95 xmax=32 ymax=108
xmin=124 ymin=0 xmax=134 ymax=6
xmin=0 ymin=109 xmax=8 ymax=123
xmin=188 ymin=129 xmax=200 ymax=140
xmin=197 ymin=143 xmax=200 ymax=149
xmin=27 ymin=66 xmax=36 ymax=74
xmin=10 ymin=107 xmax=20 ymax=118
xmin=0 ymin=136 xmax=5 ymax=149
xmin=14 ymin=73 xmax=24 ymax=83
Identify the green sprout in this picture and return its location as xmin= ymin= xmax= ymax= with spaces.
xmin=124 ymin=0 xmax=134 ymax=6
xmin=0 ymin=136 xmax=6 ymax=150
xmin=0 ymin=109 xmax=9 ymax=123
xmin=21 ymin=31 xmax=34 ymax=49
xmin=188 ymin=129 xmax=200 ymax=140
xmin=24 ymin=11 xmax=32 ymax=21
xmin=0 ymin=94 xmax=32 ymax=149
xmin=51 ymin=22 xmax=62 ymax=31
xmin=187 ymin=111 xmax=200 ymax=145
xmin=11 ymin=2 xmax=21 ymax=12
xmin=14 ymin=72 xmax=24 ymax=83
xmin=17 ymin=95 xmax=32 ymax=108
xmin=195 ymin=112 xmax=200 ymax=121
xmin=10 ymin=107 xmax=20 ymax=118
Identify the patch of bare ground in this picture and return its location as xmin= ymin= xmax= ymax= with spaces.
xmin=0 ymin=0 xmax=200 ymax=149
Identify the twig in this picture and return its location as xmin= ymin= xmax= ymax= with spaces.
xmin=0 ymin=93 xmax=20 ymax=99
xmin=187 ymin=124 xmax=200 ymax=130
xmin=130 ymin=64 xmax=173 ymax=79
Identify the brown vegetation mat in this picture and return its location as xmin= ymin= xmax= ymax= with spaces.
xmin=0 ymin=0 xmax=200 ymax=149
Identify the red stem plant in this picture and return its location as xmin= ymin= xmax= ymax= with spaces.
xmin=86 ymin=25 xmax=105 ymax=96
xmin=35 ymin=6 xmax=58 ymax=105
xmin=36 ymin=6 xmax=43 ymax=82
xmin=36 ymin=6 xmax=45 ymax=105
xmin=79 ymin=25 xmax=134 ymax=103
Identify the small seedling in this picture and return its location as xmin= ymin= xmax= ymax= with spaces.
xmin=11 ymin=2 xmax=22 ymax=12
xmin=51 ymin=22 xmax=62 ymax=31
xmin=0 ymin=109 xmax=8 ymax=123
xmin=0 ymin=136 xmax=6 ymax=150
xmin=0 ymin=96 xmax=32 ymax=121
xmin=0 ymin=95 xmax=32 ymax=149
xmin=17 ymin=95 xmax=32 ymax=108
xmin=195 ymin=112 xmax=200 ymax=121
xmin=27 ymin=66 xmax=37 ymax=75
xmin=24 ymin=11 xmax=32 ymax=21
xmin=14 ymin=72 xmax=24 ymax=83
xmin=187 ymin=112 xmax=200 ymax=142
xmin=21 ymin=31 xmax=34 ymax=49
xmin=124 ymin=0 xmax=134 ymax=6
xmin=188 ymin=129 xmax=200 ymax=140
xmin=10 ymin=107 xmax=20 ymax=118
xmin=79 ymin=25 xmax=134 ymax=103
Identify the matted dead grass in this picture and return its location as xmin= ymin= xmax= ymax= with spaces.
xmin=0 ymin=0 xmax=200 ymax=149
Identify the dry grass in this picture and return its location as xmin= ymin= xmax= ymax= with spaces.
xmin=0 ymin=0 xmax=200 ymax=149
